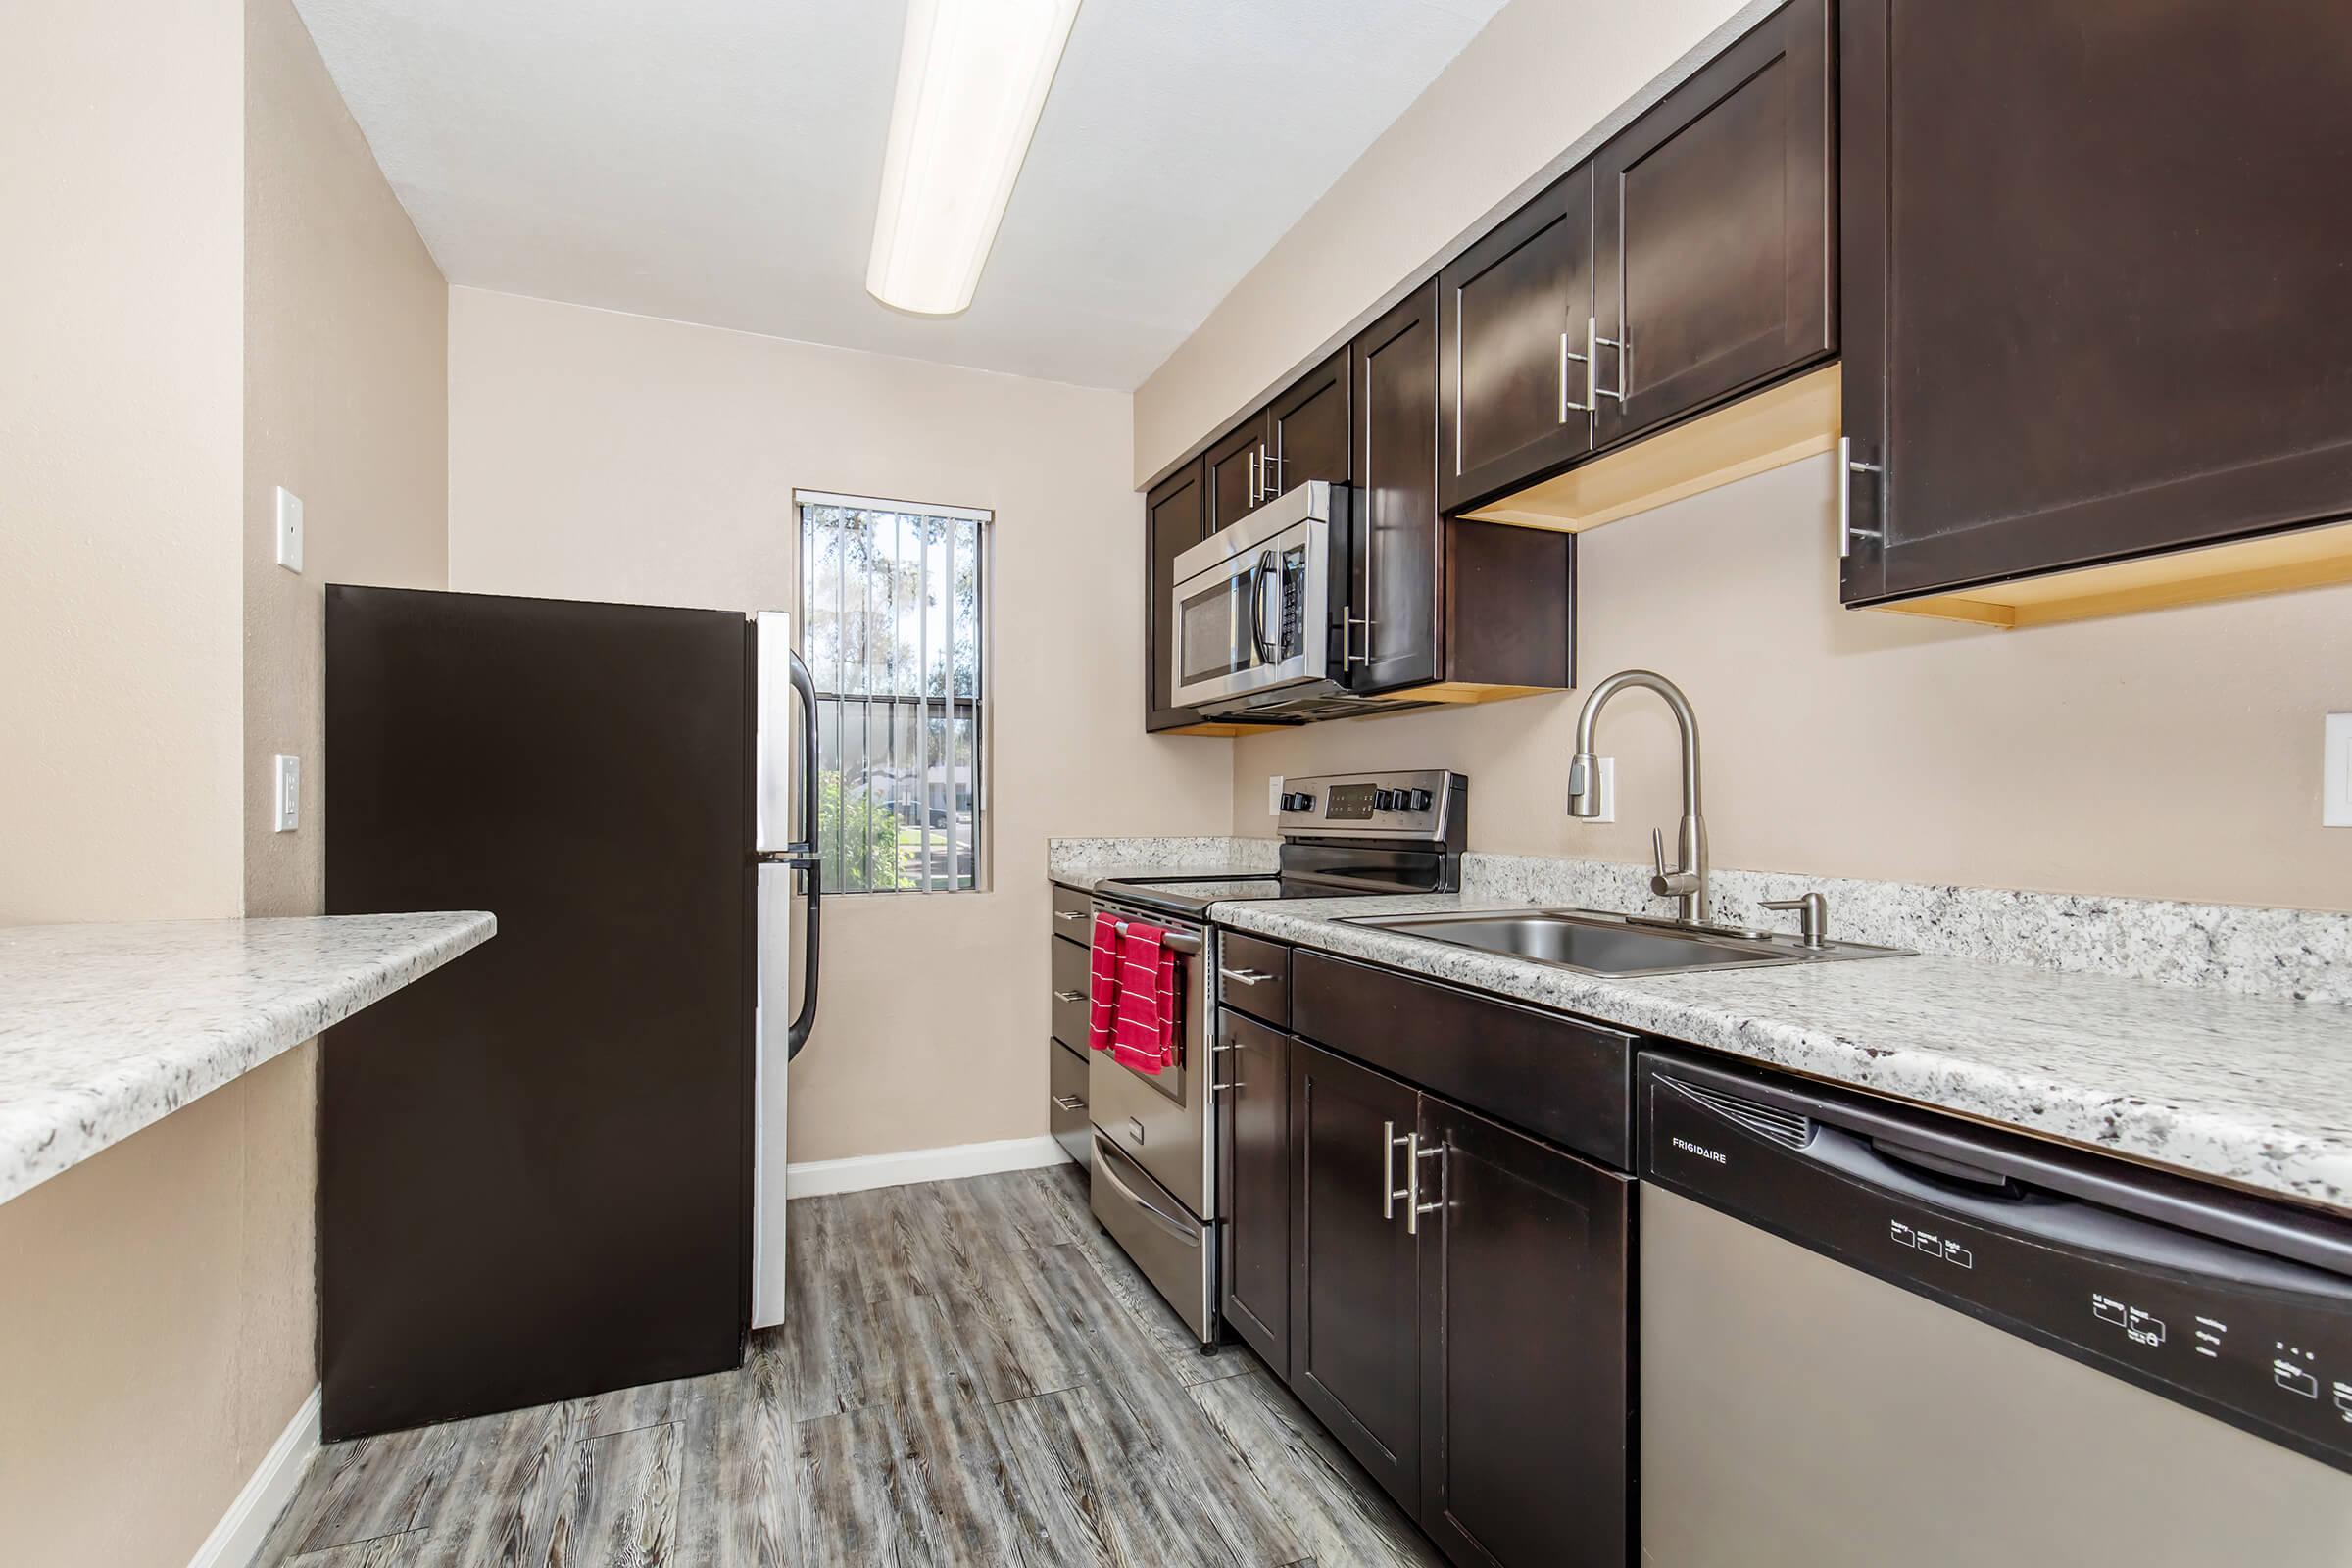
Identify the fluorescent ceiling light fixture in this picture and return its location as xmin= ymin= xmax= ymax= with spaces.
xmin=867 ymin=0 xmax=1083 ymax=317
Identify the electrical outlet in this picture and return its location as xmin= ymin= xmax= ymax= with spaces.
xmin=273 ymin=754 xmax=301 ymax=832
xmin=274 ymin=487 xmax=304 ymax=572
xmin=1268 ymin=774 xmax=1285 ymax=814
xmin=2327 ymin=714 xmax=2351 ymax=828
xmin=1579 ymin=757 xmax=1617 ymax=823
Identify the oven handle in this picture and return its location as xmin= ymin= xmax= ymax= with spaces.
xmin=1094 ymin=1135 xmax=1200 ymax=1244
xmin=1248 ymin=550 xmax=1277 ymax=664
xmin=1106 ymin=918 xmax=1200 ymax=956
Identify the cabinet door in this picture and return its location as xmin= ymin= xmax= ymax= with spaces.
xmin=1842 ymin=0 xmax=2352 ymax=604
xmin=1269 ymin=346 xmax=1352 ymax=498
xmin=1439 ymin=165 xmax=1594 ymax=514
xmin=1592 ymin=0 xmax=1834 ymax=451
xmin=1417 ymin=1098 xmax=1632 ymax=1568
xmin=1144 ymin=461 xmax=1208 ymax=732
xmin=1290 ymin=1041 xmax=1423 ymax=1509
xmin=1217 ymin=1008 xmax=1290 ymax=1376
xmin=1350 ymin=281 xmax=1443 ymax=693
xmin=1205 ymin=414 xmax=1271 ymax=536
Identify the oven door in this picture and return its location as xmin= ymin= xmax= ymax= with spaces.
xmin=1088 ymin=906 xmax=1212 ymax=1219
xmin=1169 ymin=506 xmax=1329 ymax=710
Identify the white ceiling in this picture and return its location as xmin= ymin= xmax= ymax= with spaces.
xmin=295 ymin=0 xmax=1508 ymax=389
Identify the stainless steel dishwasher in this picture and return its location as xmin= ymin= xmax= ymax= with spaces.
xmin=1637 ymin=1048 xmax=2352 ymax=1567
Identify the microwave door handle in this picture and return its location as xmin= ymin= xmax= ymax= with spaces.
xmin=1249 ymin=550 xmax=1277 ymax=663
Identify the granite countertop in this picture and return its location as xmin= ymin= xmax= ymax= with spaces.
xmin=1048 ymin=836 xmax=1281 ymax=894
xmin=1209 ymin=892 xmax=2352 ymax=1218
xmin=0 ymin=911 xmax=495 ymax=1205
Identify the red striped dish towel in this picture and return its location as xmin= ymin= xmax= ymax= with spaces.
xmin=1110 ymin=919 xmax=1179 ymax=1076
xmin=1087 ymin=912 xmax=1121 ymax=1053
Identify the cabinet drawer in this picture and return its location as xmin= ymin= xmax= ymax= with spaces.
xmin=1051 ymin=883 xmax=1094 ymax=941
xmin=1217 ymin=930 xmax=1291 ymax=1027
xmin=1051 ymin=1040 xmax=1091 ymax=1171
xmin=1292 ymin=951 xmax=1633 ymax=1169
xmin=1051 ymin=930 xmax=1092 ymax=1049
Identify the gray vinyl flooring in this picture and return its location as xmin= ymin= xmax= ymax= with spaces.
xmin=254 ymin=1164 xmax=1443 ymax=1567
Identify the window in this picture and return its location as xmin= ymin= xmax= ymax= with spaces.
xmin=798 ymin=492 xmax=988 ymax=893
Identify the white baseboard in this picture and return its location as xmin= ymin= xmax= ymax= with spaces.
xmin=190 ymin=1383 xmax=320 ymax=1568
xmin=787 ymin=1134 xmax=1070 ymax=1200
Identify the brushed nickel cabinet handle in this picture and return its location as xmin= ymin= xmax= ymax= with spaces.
xmin=1383 ymin=1121 xmax=1412 ymax=1220
xmin=1053 ymin=908 xmax=1087 ymax=923
xmin=1052 ymin=1094 xmax=1085 ymax=1112
xmin=1406 ymin=1133 xmax=1446 ymax=1236
xmin=1218 ymin=967 xmax=1275 ymax=987
xmin=1054 ymin=989 xmax=1085 ymax=1004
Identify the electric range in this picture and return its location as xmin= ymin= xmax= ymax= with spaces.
xmin=1086 ymin=769 xmax=1466 ymax=1348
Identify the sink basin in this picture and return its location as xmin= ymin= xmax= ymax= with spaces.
xmin=1344 ymin=908 xmax=1909 ymax=978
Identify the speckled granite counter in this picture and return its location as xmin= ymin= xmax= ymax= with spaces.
xmin=1047 ymin=836 xmax=1279 ymax=893
xmin=0 ymin=911 xmax=494 ymax=1204
xmin=1208 ymin=892 xmax=2352 ymax=1217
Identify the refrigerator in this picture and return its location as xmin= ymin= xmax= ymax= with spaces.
xmin=321 ymin=585 xmax=821 ymax=1441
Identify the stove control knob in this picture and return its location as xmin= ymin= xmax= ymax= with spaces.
xmin=1280 ymin=791 xmax=1316 ymax=813
xmin=1372 ymin=788 xmax=1399 ymax=811
xmin=1406 ymin=788 xmax=1434 ymax=812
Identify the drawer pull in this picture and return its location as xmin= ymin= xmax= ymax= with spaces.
xmin=1219 ymin=967 xmax=1275 ymax=987
xmin=1210 ymin=1080 xmax=1246 ymax=1092
xmin=1053 ymin=908 xmax=1087 ymax=923
xmin=1054 ymin=989 xmax=1086 ymax=1004
xmin=1051 ymin=1094 xmax=1085 ymax=1112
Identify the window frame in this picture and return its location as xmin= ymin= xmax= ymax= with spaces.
xmin=794 ymin=490 xmax=991 ymax=895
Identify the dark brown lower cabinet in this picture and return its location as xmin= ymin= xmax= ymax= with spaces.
xmin=1290 ymin=1042 xmax=1424 ymax=1505
xmin=1280 ymin=1037 xmax=1633 ymax=1567
xmin=1417 ymin=1099 xmax=1633 ymax=1568
xmin=1218 ymin=1007 xmax=1291 ymax=1376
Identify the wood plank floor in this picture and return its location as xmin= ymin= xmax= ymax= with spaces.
xmin=255 ymin=1164 xmax=1443 ymax=1568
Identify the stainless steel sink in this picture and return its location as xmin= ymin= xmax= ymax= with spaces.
xmin=1344 ymin=907 xmax=1910 ymax=977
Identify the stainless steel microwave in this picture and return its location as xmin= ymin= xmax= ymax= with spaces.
xmin=1169 ymin=480 xmax=1339 ymax=712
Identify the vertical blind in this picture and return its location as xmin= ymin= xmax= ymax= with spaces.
xmin=799 ymin=495 xmax=988 ymax=893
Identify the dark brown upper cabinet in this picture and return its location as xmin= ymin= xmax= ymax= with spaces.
xmin=1205 ymin=416 xmax=1268 ymax=537
xmin=1350 ymin=284 xmax=1445 ymax=692
xmin=1592 ymin=0 xmax=1835 ymax=452
xmin=1144 ymin=460 xmax=1209 ymax=733
xmin=1438 ymin=165 xmax=1595 ymax=514
xmin=1841 ymin=0 xmax=2352 ymax=619
xmin=1351 ymin=282 xmax=1579 ymax=700
xmin=1269 ymin=346 xmax=1353 ymax=499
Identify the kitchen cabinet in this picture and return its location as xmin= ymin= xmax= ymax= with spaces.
xmin=1351 ymin=282 xmax=1581 ymax=699
xmin=1269 ymin=346 xmax=1353 ymax=498
xmin=1592 ymin=0 xmax=1834 ymax=452
xmin=1416 ymin=1097 xmax=1632 ymax=1568
xmin=1438 ymin=167 xmax=1595 ymax=514
xmin=1217 ymin=1005 xmax=1291 ymax=1376
xmin=1205 ymin=416 xmax=1268 ymax=537
xmin=1290 ymin=1040 xmax=1424 ymax=1506
xmin=1840 ymin=0 xmax=2352 ymax=623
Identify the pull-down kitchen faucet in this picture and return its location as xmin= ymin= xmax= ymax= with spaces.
xmin=1566 ymin=670 xmax=1708 ymax=926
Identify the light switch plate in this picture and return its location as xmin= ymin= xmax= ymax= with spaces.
xmin=274 ymin=486 xmax=304 ymax=572
xmin=273 ymin=754 xmax=300 ymax=833
xmin=1268 ymin=774 xmax=1285 ymax=814
xmin=2327 ymin=714 xmax=2351 ymax=828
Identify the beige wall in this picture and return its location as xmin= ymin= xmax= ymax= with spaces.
xmin=447 ymin=287 xmax=1233 ymax=1163
xmin=0 ymin=0 xmax=247 ymax=924
xmin=1134 ymin=0 xmax=2352 ymax=913
xmin=0 ymin=4 xmax=451 ymax=1563
xmin=1231 ymin=458 xmax=2352 ymax=911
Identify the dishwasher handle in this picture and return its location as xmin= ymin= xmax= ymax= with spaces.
xmin=1659 ymin=1071 xmax=2352 ymax=1300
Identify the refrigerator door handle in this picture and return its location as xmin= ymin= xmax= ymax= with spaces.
xmin=783 ymin=646 xmax=822 ymax=1059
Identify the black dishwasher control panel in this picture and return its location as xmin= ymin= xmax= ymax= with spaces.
xmin=1639 ymin=1048 xmax=2352 ymax=1475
